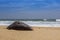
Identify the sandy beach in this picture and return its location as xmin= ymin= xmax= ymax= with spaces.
xmin=0 ymin=26 xmax=60 ymax=40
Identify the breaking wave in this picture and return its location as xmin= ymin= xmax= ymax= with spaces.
xmin=0 ymin=21 xmax=60 ymax=27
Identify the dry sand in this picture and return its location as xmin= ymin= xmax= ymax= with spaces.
xmin=0 ymin=26 xmax=60 ymax=40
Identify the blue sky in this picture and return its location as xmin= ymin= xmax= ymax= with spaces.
xmin=0 ymin=0 xmax=60 ymax=19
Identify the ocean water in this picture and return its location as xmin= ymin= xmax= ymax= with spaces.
xmin=0 ymin=20 xmax=60 ymax=27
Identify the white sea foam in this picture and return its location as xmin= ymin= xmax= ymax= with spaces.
xmin=0 ymin=21 xmax=60 ymax=27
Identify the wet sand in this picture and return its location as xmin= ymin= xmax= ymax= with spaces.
xmin=0 ymin=26 xmax=60 ymax=40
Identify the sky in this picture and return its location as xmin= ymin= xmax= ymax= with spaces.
xmin=0 ymin=0 xmax=60 ymax=19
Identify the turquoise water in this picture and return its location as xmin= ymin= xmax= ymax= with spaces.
xmin=0 ymin=19 xmax=56 ymax=21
